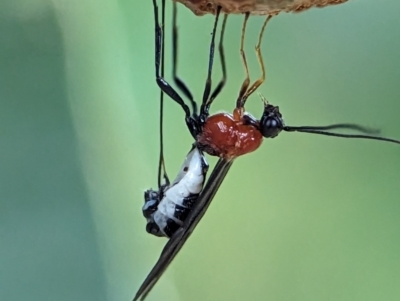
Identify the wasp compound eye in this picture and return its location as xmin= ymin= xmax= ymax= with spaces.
xmin=260 ymin=116 xmax=283 ymax=138
xmin=260 ymin=104 xmax=284 ymax=138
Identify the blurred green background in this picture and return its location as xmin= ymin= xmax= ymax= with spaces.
xmin=1 ymin=0 xmax=399 ymax=300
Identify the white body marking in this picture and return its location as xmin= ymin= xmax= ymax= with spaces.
xmin=144 ymin=147 xmax=208 ymax=237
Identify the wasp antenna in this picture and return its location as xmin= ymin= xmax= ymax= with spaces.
xmin=283 ymin=127 xmax=400 ymax=145
xmin=285 ymin=124 xmax=380 ymax=135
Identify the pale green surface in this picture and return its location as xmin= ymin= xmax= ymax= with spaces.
xmin=1 ymin=0 xmax=399 ymax=301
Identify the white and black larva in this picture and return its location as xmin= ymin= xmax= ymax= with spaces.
xmin=142 ymin=146 xmax=209 ymax=238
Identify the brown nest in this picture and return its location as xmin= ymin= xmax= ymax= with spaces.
xmin=174 ymin=0 xmax=349 ymax=16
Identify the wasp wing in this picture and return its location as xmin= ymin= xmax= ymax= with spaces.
xmin=133 ymin=158 xmax=234 ymax=301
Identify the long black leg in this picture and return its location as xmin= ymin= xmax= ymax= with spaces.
xmin=157 ymin=0 xmax=169 ymax=187
xmin=201 ymin=14 xmax=228 ymax=117
xmin=153 ymin=0 xmax=199 ymax=137
xmin=172 ymin=2 xmax=197 ymax=117
xmin=200 ymin=6 xmax=222 ymax=115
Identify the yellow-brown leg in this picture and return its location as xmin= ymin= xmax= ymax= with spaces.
xmin=236 ymin=12 xmax=250 ymax=109
xmin=241 ymin=15 xmax=273 ymax=105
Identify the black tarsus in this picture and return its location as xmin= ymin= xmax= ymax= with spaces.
xmin=172 ymin=2 xmax=198 ymax=116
